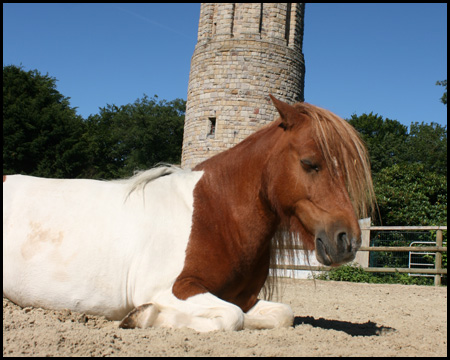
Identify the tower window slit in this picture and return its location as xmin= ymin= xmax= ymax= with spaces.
xmin=285 ymin=3 xmax=291 ymax=45
xmin=207 ymin=117 xmax=216 ymax=138
xmin=259 ymin=3 xmax=263 ymax=35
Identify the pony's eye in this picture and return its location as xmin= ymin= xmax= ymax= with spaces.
xmin=301 ymin=159 xmax=319 ymax=173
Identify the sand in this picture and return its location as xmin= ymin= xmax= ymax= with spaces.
xmin=3 ymin=279 xmax=447 ymax=357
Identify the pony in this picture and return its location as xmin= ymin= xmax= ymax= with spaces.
xmin=3 ymin=95 xmax=375 ymax=332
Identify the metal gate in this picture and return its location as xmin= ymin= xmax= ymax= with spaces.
xmin=409 ymin=241 xmax=436 ymax=277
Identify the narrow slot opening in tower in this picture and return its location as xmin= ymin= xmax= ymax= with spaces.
xmin=207 ymin=117 xmax=216 ymax=138
xmin=259 ymin=3 xmax=263 ymax=35
xmin=285 ymin=3 xmax=292 ymax=45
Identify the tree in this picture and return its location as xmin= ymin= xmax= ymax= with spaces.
xmin=348 ymin=113 xmax=447 ymax=177
xmin=348 ymin=112 xmax=447 ymax=227
xmin=347 ymin=113 xmax=408 ymax=175
xmin=436 ymin=79 xmax=447 ymax=105
xmin=3 ymin=65 xmax=87 ymax=178
xmin=84 ymin=95 xmax=185 ymax=179
xmin=404 ymin=122 xmax=447 ymax=176
xmin=3 ymin=65 xmax=186 ymax=179
xmin=374 ymin=163 xmax=446 ymax=226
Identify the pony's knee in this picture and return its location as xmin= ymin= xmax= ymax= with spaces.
xmin=186 ymin=292 xmax=244 ymax=331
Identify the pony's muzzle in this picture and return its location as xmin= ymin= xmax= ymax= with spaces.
xmin=315 ymin=230 xmax=361 ymax=266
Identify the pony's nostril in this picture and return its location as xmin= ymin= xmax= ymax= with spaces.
xmin=338 ymin=232 xmax=351 ymax=251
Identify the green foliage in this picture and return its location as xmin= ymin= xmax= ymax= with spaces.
xmin=3 ymin=65 xmax=185 ymax=179
xmin=83 ymin=95 xmax=185 ymax=179
xmin=374 ymin=163 xmax=447 ymax=226
xmin=405 ymin=122 xmax=447 ymax=176
xmin=436 ymin=79 xmax=447 ymax=105
xmin=315 ymin=263 xmax=435 ymax=286
xmin=348 ymin=113 xmax=408 ymax=174
xmin=348 ymin=112 xmax=447 ymax=227
xmin=3 ymin=65 xmax=88 ymax=178
xmin=317 ymin=263 xmax=374 ymax=283
xmin=348 ymin=114 xmax=447 ymax=178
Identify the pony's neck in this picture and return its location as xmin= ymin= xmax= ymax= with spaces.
xmin=179 ymin=122 xmax=286 ymax=310
xmin=194 ymin=121 xmax=283 ymax=239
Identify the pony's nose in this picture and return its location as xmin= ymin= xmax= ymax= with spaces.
xmin=315 ymin=229 xmax=361 ymax=266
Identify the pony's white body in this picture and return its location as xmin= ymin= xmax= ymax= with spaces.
xmin=3 ymin=168 xmax=201 ymax=319
xmin=3 ymin=168 xmax=293 ymax=331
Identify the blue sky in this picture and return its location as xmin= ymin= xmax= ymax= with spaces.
xmin=3 ymin=3 xmax=447 ymax=129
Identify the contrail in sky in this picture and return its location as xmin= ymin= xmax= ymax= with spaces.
xmin=111 ymin=5 xmax=193 ymax=40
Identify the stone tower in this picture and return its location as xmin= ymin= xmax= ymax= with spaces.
xmin=181 ymin=3 xmax=305 ymax=169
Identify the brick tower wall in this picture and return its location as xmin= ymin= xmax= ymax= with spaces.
xmin=181 ymin=3 xmax=305 ymax=169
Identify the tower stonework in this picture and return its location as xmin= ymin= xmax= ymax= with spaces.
xmin=181 ymin=3 xmax=305 ymax=169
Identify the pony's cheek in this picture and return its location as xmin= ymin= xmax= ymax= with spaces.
xmin=292 ymin=199 xmax=324 ymax=235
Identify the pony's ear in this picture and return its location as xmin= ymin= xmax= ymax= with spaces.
xmin=269 ymin=94 xmax=298 ymax=130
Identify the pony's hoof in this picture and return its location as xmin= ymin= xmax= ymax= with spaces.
xmin=119 ymin=303 xmax=158 ymax=329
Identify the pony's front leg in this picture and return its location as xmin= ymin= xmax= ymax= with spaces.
xmin=119 ymin=292 xmax=244 ymax=332
xmin=244 ymin=300 xmax=294 ymax=330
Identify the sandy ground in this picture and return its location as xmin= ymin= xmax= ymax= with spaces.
xmin=3 ymin=279 xmax=447 ymax=357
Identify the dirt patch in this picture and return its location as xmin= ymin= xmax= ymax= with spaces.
xmin=3 ymin=279 xmax=447 ymax=357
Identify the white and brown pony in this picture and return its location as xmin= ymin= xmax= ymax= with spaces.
xmin=3 ymin=95 xmax=375 ymax=332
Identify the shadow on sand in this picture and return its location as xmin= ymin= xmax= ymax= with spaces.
xmin=294 ymin=316 xmax=396 ymax=337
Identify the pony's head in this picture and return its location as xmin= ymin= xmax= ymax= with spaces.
xmin=265 ymin=95 xmax=375 ymax=266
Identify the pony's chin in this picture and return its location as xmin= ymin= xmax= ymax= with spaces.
xmin=315 ymin=238 xmax=356 ymax=267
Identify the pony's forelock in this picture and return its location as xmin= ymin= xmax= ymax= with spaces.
xmin=294 ymin=102 xmax=376 ymax=220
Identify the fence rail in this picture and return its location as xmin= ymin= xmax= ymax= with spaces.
xmin=273 ymin=224 xmax=447 ymax=286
